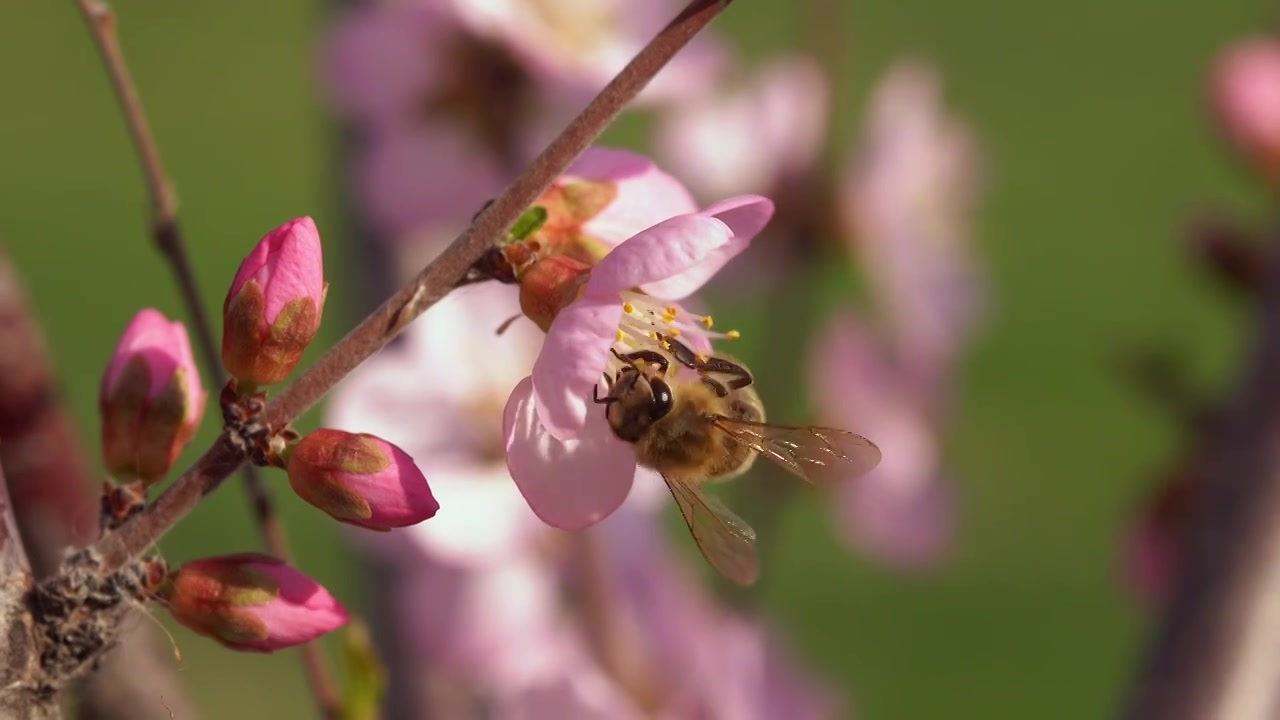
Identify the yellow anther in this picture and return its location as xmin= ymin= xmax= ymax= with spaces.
xmin=665 ymin=305 xmax=678 ymax=317
xmin=701 ymin=316 xmax=714 ymax=328
xmin=668 ymin=328 xmax=681 ymax=337
xmin=726 ymin=330 xmax=741 ymax=340
xmin=696 ymin=353 xmax=709 ymax=363
xmin=615 ymin=329 xmax=626 ymax=343
xmin=647 ymin=331 xmax=658 ymax=340
xmin=661 ymin=312 xmax=677 ymax=323
xmin=622 ymin=302 xmax=636 ymax=314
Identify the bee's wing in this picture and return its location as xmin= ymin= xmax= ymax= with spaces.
xmin=712 ymin=416 xmax=882 ymax=486
xmin=661 ymin=472 xmax=759 ymax=586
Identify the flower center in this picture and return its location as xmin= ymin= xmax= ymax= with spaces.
xmin=608 ymin=292 xmax=740 ymax=371
xmin=421 ymin=31 xmax=534 ymax=154
xmin=526 ymin=0 xmax=617 ymax=55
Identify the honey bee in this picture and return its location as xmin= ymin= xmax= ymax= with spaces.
xmin=593 ymin=337 xmax=882 ymax=585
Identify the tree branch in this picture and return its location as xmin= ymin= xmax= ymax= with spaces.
xmin=1126 ymin=241 xmax=1280 ymax=718
xmin=70 ymin=1 xmax=342 ymax=714
xmin=0 ymin=460 xmax=58 ymax=719
xmin=0 ymin=247 xmax=197 ymax=719
xmin=85 ymin=0 xmax=735 ymax=579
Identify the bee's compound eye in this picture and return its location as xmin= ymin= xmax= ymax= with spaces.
xmin=650 ymin=379 xmax=673 ymax=420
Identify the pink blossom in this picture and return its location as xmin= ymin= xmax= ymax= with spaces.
xmin=286 ymin=428 xmax=438 ymax=531
xmin=222 ymin=217 xmax=326 ymax=386
xmin=100 ymin=308 xmax=206 ymax=487
xmin=160 ymin=553 xmax=349 ymax=652
xmin=809 ymin=312 xmax=955 ymax=569
xmin=326 ymin=282 xmax=551 ymax=564
xmin=841 ymin=59 xmax=984 ymax=394
xmin=495 ymin=508 xmax=843 ymax=718
xmin=356 ymin=124 xmax=511 ymax=240
xmin=1209 ymin=37 xmax=1280 ymax=181
xmin=445 ymin=0 xmax=725 ymax=106
xmin=530 ymin=147 xmax=698 ymax=263
xmin=656 ymin=56 xmax=830 ymax=199
xmin=321 ymin=0 xmax=540 ymax=238
xmin=504 ymin=198 xmax=773 ymax=530
xmin=321 ymin=1 xmax=451 ymax=127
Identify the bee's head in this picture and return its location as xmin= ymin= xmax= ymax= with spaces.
xmin=596 ymin=365 xmax=673 ymax=443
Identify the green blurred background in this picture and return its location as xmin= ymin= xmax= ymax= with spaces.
xmin=0 ymin=0 xmax=1272 ymax=717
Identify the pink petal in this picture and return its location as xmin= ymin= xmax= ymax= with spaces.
xmin=810 ymin=312 xmax=956 ymax=568
xmin=396 ymin=554 xmax=571 ymax=689
xmin=566 ymin=147 xmax=698 ymax=246
xmin=356 ymin=125 xmax=507 ymax=238
xmin=585 ymin=215 xmax=731 ymax=296
xmin=251 ymin=560 xmax=351 ymax=649
xmin=504 ymin=376 xmax=638 ymax=530
xmin=319 ymin=2 xmax=449 ymax=125
xmin=531 ymin=297 xmax=622 ymax=440
xmin=655 ymin=56 xmax=829 ymax=199
xmin=639 ymin=196 xmax=775 ymax=299
xmin=836 ymin=463 xmax=955 ymax=570
xmin=496 ymin=670 xmax=646 ymax=720
xmin=395 ymin=463 xmax=544 ymax=566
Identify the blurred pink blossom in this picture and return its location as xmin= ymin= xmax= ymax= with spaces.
xmin=160 ymin=553 xmax=349 ymax=653
xmin=504 ymin=198 xmax=773 ymax=530
xmin=326 ymin=281 xmax=573 ymax=688
xmin=655 ymin=55 xmax=830 ymax=199
xmin=444 ymin=0 xmax=726 ymax=105
xmin=322 ymin=1 xmax=722 ymax=240
xmin=328 ymin=281 xmax=548 ymax=563
xmin=496 ymin=509 xmax=842 ymax=719
xmin=841 ymin=60 xmax=984 ymax=395
xmin=1209 ymin=36 xmax=1280 ymax=181
xmin=100 ymin=308 xmax=206 ymax=487
xmin=810 ymin=311 xmax=955 ymax=569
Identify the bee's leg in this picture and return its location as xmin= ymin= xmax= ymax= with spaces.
xmin=593 ymin=384 xmax=614 ymax=404
xmin=617 ymin=349 xmax=670 ymax=376
xmin=658 ymin=334 xmax=703 ymax=370
xmin=676 ymin=352 xmax=754 ymax=392
xmin=701 ymin=377 xmax=730 ymax=398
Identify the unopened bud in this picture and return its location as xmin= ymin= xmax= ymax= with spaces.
xmin=159 ymin=553 xmax=348 ymax=652
xmin=518 ymin=255 xmax=591 ymax=332
xmin=222 ymin=217 xmax=327 ymax=386
xmin=1210 ymin=37 xmax=1280 ymax=182
xmin=100 ymin=309 xmax=206 ymax=487
xmin=286 ymin=429 xmax=438 ymax=531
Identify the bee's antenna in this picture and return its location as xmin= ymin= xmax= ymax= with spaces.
xmin=592 ymin=385 xmax=616 ymax=405
xmin=494 ymin=314 xmax=522 ymax=336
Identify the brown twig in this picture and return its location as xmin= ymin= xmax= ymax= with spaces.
xmin=0 ymin=461 xmax=57 ymax=719
xmin=1125 ymin=241 xmax=1280 ymax=719
xmin=70 ymin=1 xmax=342 ymax=715
xmin=0 ymin=248 xmax=196 ymax=719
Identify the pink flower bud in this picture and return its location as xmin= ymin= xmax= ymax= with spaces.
xmin=286 ymin=429 xmax=438 ymax=530
xmin=1210 ymin=37 xmax=1280 ymax=181
xmin=222 ymin=217 xmax=327 ymax=386
xmin=100 ymin=308 xmax=206 ymax=487
xmin=160 ymin=553 xmax=349 ymax=652
xmin=518 ymin=254 xmax=591 ymax=332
